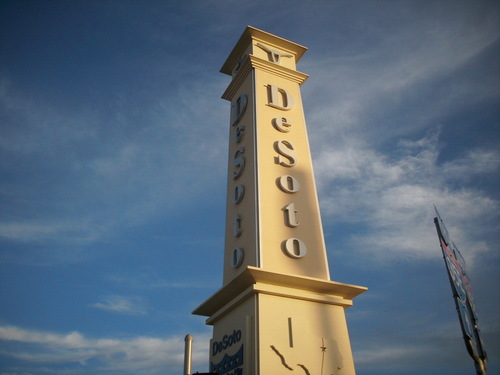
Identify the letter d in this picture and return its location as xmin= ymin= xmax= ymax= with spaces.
xmin=267 ymin=85 xmax=294 ymax=111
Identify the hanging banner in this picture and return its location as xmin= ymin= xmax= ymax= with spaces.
xmin=433 ymin=206 xmax=487 ymax=373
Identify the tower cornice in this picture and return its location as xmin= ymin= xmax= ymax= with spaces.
xmin=221 ymin=55 xmax=309 ymax=101
xmin=247 ymin=55 xmax=309 ymax=86
xmin=220 ymin=26 xmax=307 ymax=76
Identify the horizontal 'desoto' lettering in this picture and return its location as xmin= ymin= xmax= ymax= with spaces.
xmin=212 ymin=329 xmax=242 ymax=356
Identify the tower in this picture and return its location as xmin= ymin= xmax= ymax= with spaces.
xmin=193 ymin=26 xmax=366 ymax=375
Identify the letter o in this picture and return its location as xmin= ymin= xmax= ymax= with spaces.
xmin=277 ymin=175 xmax=300 ymax=193
xmin=233 ymin=184 xmax=245 ymax=204
xmin=283 ymin=238 xmax=307 ymax=258
xmin=231 ymin=247 xmax=244 ymax=268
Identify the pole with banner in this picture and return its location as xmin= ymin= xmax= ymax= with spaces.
xmin=433 ymin=206 xmax=487 ymax=375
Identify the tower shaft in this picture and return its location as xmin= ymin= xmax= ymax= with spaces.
xmin=194 ymin=27 xmax=366 ymax=375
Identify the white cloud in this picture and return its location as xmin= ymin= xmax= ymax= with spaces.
xmin=106 ymin=271 xmax=218 ymax=290
xmin=442 ymin=150 xmax=500 ymax=180
xmin=0 ymin=221 xmax=67 ymax=242
xmin=315 ymin=132 xmax=499 ymax=265
xmin=90 ymin=295 xmax=148 ymax=316
xmin=0 ymin=325 xmax=211 ymax=375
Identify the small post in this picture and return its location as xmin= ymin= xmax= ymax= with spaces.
xmin=184 ymin=334 xmax=193 ymax=375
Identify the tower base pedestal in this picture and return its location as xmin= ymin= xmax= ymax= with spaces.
xmin=193 ymin=267 xmax=367 ymax=375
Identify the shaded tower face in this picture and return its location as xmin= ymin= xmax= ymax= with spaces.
xmin=193 ymin=26 xmax=366 ymax=375
xmin=221 ymin=27 xmax=330 ymax=285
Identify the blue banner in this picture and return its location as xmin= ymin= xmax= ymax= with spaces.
xmin=210 ymin=344 xmax=244 ymax=375
xmin=434 ymin=207 xmax=487 ymax=371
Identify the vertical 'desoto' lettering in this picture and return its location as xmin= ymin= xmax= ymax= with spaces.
xmin=234 ymin=124 xmax=245 ymax=143
xmin=283 ymin=203 xmax=300 ymax=227
xmin=277 ymin=175 xmax=300 ymax=193
xmin=233 ymin=213 xmax=242 ymax=237
xmin=272 ymin=117 xmax=292 ymax=133
xmin=233 ymin=147 xmax=245 ymax=180
xmin=232 ymin=94 xmax=247 ymax=126
xmin=233 ymin=184 xmax=245 ymax=204
xmin=267 ymin=85 xmax=294 ymax=111
xmin=274 ymin=140 xmax=297 ymax=167
xmin=283 ymin=238 xmax=307 ymax=258
xmin=231 ymin=247 xmax=244 ymax=269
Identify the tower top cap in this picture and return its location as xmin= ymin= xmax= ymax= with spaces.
xmin=220 ymin=26 xmax=308 ymax=75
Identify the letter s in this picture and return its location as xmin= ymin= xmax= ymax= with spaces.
xmin=274 ymin=140 xmax=297 ymax=167
xmin=233 ymin=147 xmax=245 ymax=180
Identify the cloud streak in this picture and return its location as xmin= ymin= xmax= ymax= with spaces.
xmin=0 ymin=325 xmax=210 ymax=375
xmin=90 ymin=295 xmax=148 ymax=316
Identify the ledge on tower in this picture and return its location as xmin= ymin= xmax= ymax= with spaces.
xmin=193 ymin=266 xmax=367 ymax=325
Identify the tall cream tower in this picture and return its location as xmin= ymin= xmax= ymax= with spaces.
xmin=193 ymin=26 xmax=366 ymax=375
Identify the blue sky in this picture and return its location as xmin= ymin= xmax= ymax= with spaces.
xmin=0 ymin=1 xmax=498 ymax=374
